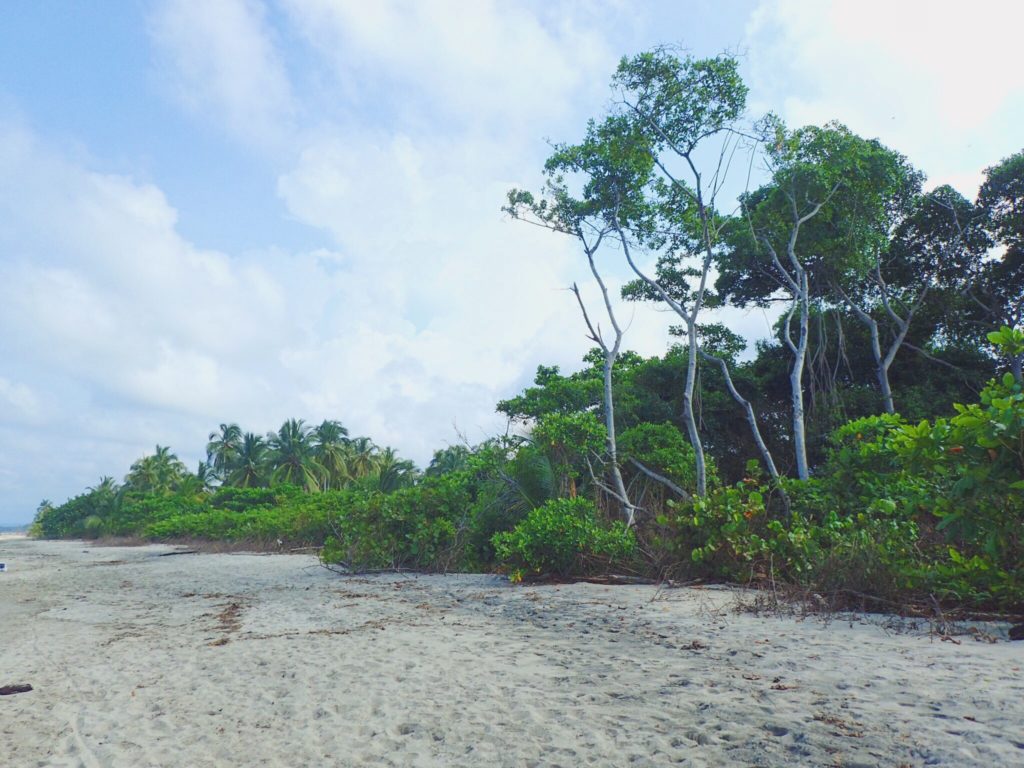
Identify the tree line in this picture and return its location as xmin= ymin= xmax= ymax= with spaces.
xmin=32 ymin=48 xmax=1023 ymax=612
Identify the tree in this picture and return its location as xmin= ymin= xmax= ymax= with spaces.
xmin=267 ymin=419 xmax=324 ymax=492
xmin=612 ymin=50 xmax=750 ymax=497
xmin=516 ymin=48 xmax=751 ymax=497
xmin=312 ymin=420 xmax=351 ymax=490
xmin=973 ymin=149 xmax=1024 ymax=381
xmin=362 ymin=447 xmax=417 ymax=493
xmin=226 ymin=432 xmax=269 ymax=488
xmin=125 ymin=445 xmax=188 ymax=494
xmin=344 ymin=436 xmax=378 ymax=480
xmin=505 ymin=131 xmax=641 ymax=523
xmin=719 ymin=121 xmax=919 ymax=478
xmin=426 ymin=445 xmax=470 ymax=477
xmin=834 ymin=186 xmax=986 ymax=413
xmin=206 ymin=423 xmax=243 ymax=482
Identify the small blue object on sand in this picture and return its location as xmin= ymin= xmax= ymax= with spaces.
xmin=0 ymin=563 xmax=6 ymax=572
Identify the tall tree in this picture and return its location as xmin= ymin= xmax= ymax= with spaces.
xmin=312 ymin=420 xmax=351 ymax=490
xmin=611 ymin=49 xmax=750 ymax=496
xmin=973 ymin=149 xmax=1024 ymax=381
xmin=719 ymin=122 xmax=919 ymax=478
xmin=516 ymin=49 xmax=750 ymax=496
xmin=206 ymin=423 xmax=243 ymax=482
xmin=267 ymin=419 xmax=324 ymax=492
xmin=365 ymin=447 xmax=417 ymax=493
xmin=426 ymin=445 xmax=470 ymax=477
xmin=344 ymin=436 xmax=378 ymax=480
xmin=226 ymin=432 xmax=269 ymax=488
xmin=833 ymin=185 xmax=983 ymax=413
xmin=125 ymin=445 xmax=188 ymax=494
xmin=505 ymin=128 xmax=641 ymax=524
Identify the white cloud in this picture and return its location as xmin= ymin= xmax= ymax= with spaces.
xmin=149 ymin=0 xmax=295 ymax=147
xmin=0 ymin=115 xmax=673 ymax=522
xmin=279 ymin=0 xmax=613 ymax=129
xmin=745 ymin=0 xmax=1024 ymax=195
xmin=23 ymin=0 xmax=1021 ymax=524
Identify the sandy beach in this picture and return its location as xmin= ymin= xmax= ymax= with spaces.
xmin=1 ymin=538 xmax=1021 ymax=767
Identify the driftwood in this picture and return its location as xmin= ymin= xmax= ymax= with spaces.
xmin=155 ymin=549 xmax=200 ymax=557
xmin=0 ymin=684 xmax=32 ymax=695
xmin=575 ymin=574 xmax=658 ymax=586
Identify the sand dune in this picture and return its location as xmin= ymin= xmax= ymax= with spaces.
xmin=1 ymin=538 xmax=1021 ymax=767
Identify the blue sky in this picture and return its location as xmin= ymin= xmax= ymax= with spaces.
xmin=1 ymin=0 xmax=1022 ymax=524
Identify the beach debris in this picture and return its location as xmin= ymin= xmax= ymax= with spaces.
xmin=0 ymin=684 xmax=33 ymax=695
xmin=0 ymin=563 xmax=6 ymax=572
xmin=1010 ymin=624 xmax=1024 ymax=641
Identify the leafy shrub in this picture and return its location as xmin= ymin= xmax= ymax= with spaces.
xmin=492 ymin=497 xmax=636 ymax=578
xmin=145 ymin=491 xmax=335 ymax=546
xmin=531 ymin=412 xmax=606 ymax=494
xmin=320 ymin=473 xmax=472 ymax=571
xmin=619 ymin=421 xmax=709 ymax=492
xmin=210 ymin=486 xmax=300 ymax=512
xmin=463 ymin=444 xmax=551 ymax=564
xmin=32 ymin=491 xmax=109 ymax=538
xmin=105 ymin=493 xmax=206 ymax=536
xmin=665 ymin=476 xmax=921 ymax=597
xmin=890 ymin=370 xmax=1024 ymax=605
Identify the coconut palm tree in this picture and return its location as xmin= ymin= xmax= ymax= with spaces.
xmin=226 ymin=432 xmax=269 ymax=488
xmin=206 ymin=423 xmax=243 ymax=481
xmin=267 ymin=419 xmax=325 ymax=492
xmin=364 ymin=447 xmax=417 ymax=493
xmin=425 ymin=445 xmax=470 ymax=476
xmin=125 ymin=445 xmax=187 ymax=494
xmin=312 ymin=420 xmax=350 ymax=490
xmin=88 ymin=476 xmax=119 ymax=495
xmin=344 ymin=436 xmax=378 ymax=481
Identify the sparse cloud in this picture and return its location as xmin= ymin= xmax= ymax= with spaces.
xmin=745 ymin=0 xmax=1024 ymax=195
xmin=149 ymin=0 xmax=296 ymax=148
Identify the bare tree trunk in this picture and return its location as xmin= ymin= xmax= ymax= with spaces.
xmin=615 ymin=221 xmax=709 ymax=496
xmin=571 ymin=239 xmax=636 ymax=527
xmin=601 ymin=347 xmax=633 ymax=524
xmin=843 ymin=293 xmax=895 ymax=414
xmin=700 ymin=351 xmax=781 ymax=481
xmin=683 ymin=320 xmax=708 ymax=496
xmin=790 ymin=278 xmax=811 ymax=480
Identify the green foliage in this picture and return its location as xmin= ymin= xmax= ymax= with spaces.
xmin=497 ymin=363 xmax=602 ymax=422
xmin=532 ymin=411 xmax=605 ymax=462
xmin=320 ymin=473 xmax=471 ymax=571
xmin=144 ymin=490 xmax=334 ymax=546
xmin=619 ymin=421 xmax=707 ymax=492
xmin=658 ymin=377 xmax=1024 ymax=609
xmin=492 ymin=498 xmax=636 ymax=578
xmin=32 ymin=489 xmax=117 ymax=539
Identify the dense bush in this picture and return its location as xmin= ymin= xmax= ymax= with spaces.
xmin=619 ymin=421 xmax=711 ymax=492
xmin=319 ymin=473 xmax=472 ymax=571
xmin=658 ymin=368 xmax=1024 ymax=610
xmin=145 ymin=489 xmax=334 ymax=546
xmin=31 ymin=490 xmax=116 ymax=539
xmin=492 ymin=497 xmax=636 ymax=579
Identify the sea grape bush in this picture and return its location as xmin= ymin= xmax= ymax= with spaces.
xmin=320 ymin=473 xmax=472 ymax=571
xmin=491 ymin=497 xmax=636 ymax=579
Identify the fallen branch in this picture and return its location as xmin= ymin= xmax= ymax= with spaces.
xmin=628 ymin=458 xmax=691 ymax=501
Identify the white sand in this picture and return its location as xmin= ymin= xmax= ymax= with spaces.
xmin=2 ymin=538 xmax=1021 ymax=767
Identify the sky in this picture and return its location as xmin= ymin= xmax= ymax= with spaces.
xmin=1 ymin=0 xmax=1022 ymax=524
